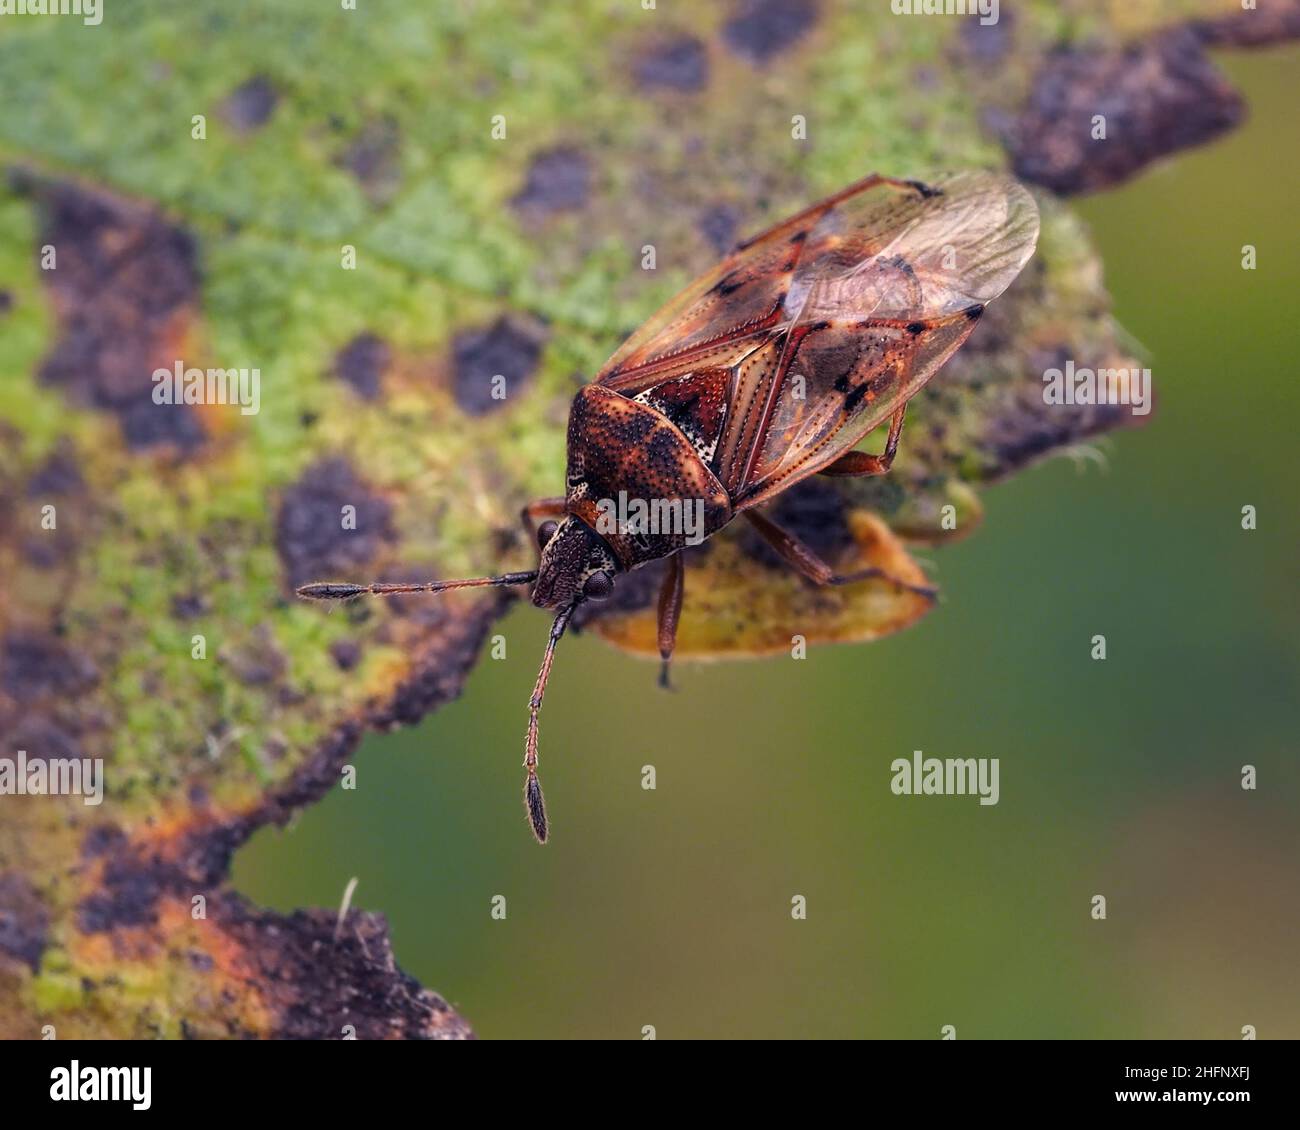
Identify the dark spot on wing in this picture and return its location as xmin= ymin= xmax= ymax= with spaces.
xmin=906 ymin=321 xmax=926 ymax=335
xmin=881 ymin=254 xmax=920 ymax=286
xmin=722 ymin=0 xmax=819 ymax=65
xmin=713 ymin=271 xmax=745 ymax=297
xmin=451 ymin=314 xmax=547 ymax=415
xmin=964 ymin=304 xmax=984 ymax=320
xmin=843 ymin=383 xmax=871 ymax=414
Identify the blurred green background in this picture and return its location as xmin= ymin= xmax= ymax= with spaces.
xmin=234 ymin=48 xmax=1299 ymax=1040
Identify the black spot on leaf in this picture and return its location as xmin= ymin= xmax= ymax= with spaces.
xmin=4 ymin=715 xmax=85 ymax=763
xmin=722 ymin=0 xmax=819 ymax=65
xmin=334 ymin=333 xmax=391 ymax=401
xmin=512 ymin=147 xmax=591 ymax=215
xmin=338 ymin=117 xmax=402 ymax=206
xmin=25 ymin=441 xmax=84 ymax=498
xmin=1008 ymin=29 xmax=1243 ymax=196
xmin=330 ymin=639 xmax=362 ymax=671
xmin=697 ymin=203 xmax=741 ymax=255
xmin=118 ymin=390 xmax=208 ymax=451
xmin=1192 ymin=3 xmax=1300 ymax=47
xmin=635 ymin=34 xmax=709 ymax=92
xmin=221 ymin=625 xmax=288 ymax=688
xmin=17 ymin=174 xmax=204 ymax=453
xmin=218 ymin=897 xmax=472 ymax=1039
xmin=171 ymin=593 xmax=208 ymax=619
xmin=219 ymin=75 xmax=279 ymax=134
xmin=1 ymin=630 xmax=99 ymax=703
xmin=0 ymin=874 xmax=50 ymax=972
xmin=958 ymin=7 xmax=1015 ymax=64
xmin=451 ymin=315 xmax=547 ymax=415
xmin=76 ymin=841 xmax=196 ymax=935
xmin=275 ymin=457 xmax=394 ymax=592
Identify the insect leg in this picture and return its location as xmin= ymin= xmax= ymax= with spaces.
xmin=523 ymin=603 xmax=573 ymax=844
xmin=742 ymin=507 xmax=936 ymax=600
xmin=656 ymin=553 xmax=684 ymax=691
xmin=817 ymin=406 xmax=907 ymax=479
xmin=520 ymin=496 xmax=566 ymax=538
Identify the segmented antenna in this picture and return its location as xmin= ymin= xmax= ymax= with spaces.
xmin=297 ymin=572 xmax=538 ymax=600
xmin=524 ymin=603 xmax=572 ymax=844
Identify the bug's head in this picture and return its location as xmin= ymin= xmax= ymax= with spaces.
xmin=531 ymin=516 xmax=619 ymax=610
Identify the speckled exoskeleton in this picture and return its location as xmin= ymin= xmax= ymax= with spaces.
xmin=300 ymin=171 xmax=1040 ymax=843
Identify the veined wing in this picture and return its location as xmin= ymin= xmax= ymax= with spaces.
xmin=726 ymin=170 xmax=1040 ymax=504
xmin=593 ymin=173 xmax=945 ymax=395
xmin=593 ymin=171 xmax=1039 ymax=502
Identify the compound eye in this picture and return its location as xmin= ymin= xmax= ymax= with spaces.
xmin=582 ymin=570 xmax=614 ymax=601
xmin=537 ymin=520 xmax=559 ymax=549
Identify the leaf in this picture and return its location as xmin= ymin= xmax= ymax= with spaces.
xmin=587 ymin=510 xmax=937 ymax=658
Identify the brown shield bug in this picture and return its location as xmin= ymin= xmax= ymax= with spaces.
xmin=299 ymin=170 xmax=1040 ymax=843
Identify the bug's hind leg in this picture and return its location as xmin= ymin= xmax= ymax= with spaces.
xmin=656 ymin=553 xmax=684 ymax=691
xmin=818 ymin=406 xmax=906 ymax=479
xmin=742 ymin=506 xmax=937 ymax=601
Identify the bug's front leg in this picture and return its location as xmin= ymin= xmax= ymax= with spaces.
xmin=520 ymin=497 xmax=566 ymax=540
xmin=817 ymin=406 xmax=907 ymax=479
xmin=656 ymin=553 xmax=684 ymax=690
xmin=742 ymin=506 xmax=937 ymax=600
